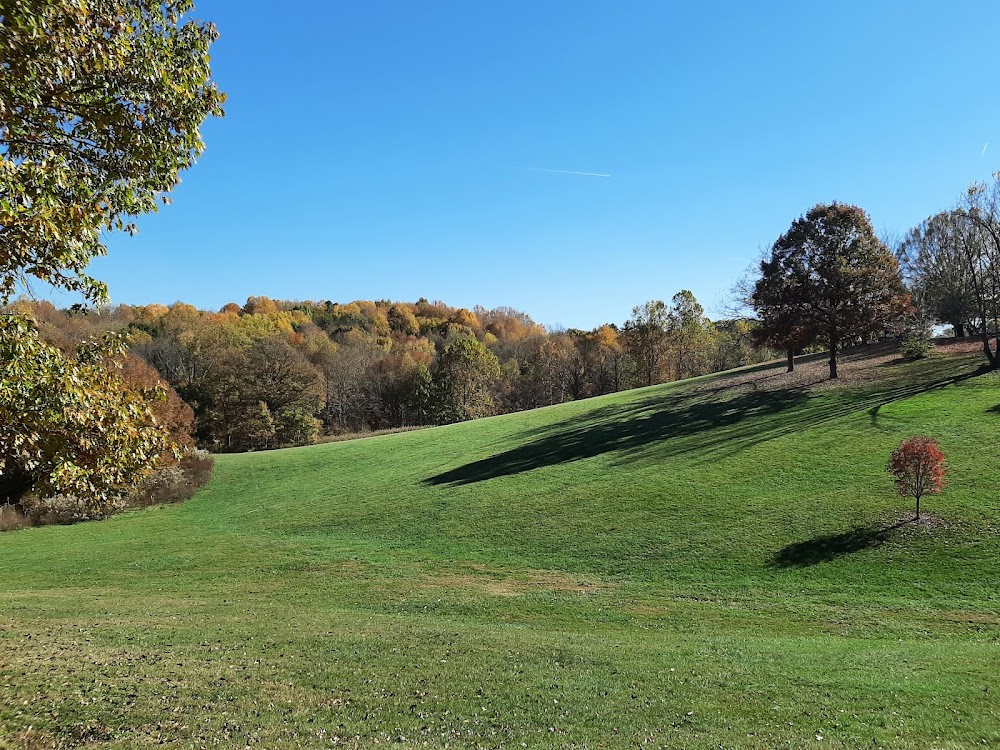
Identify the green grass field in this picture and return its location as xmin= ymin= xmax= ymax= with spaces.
xmin=2 ymin=343 xmax=999 ymax=749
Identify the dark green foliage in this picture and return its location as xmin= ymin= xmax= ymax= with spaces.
xmin=900 ymin=334 xmax=934 ymax=359
xmin=753 ymin=203 xmax=911 ymax=378
xmin=431 ymin=336 xmax=501 ymax=423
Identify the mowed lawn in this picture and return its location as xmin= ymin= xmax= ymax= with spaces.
xmin=1 ymin=343 xmax=999 ymax=749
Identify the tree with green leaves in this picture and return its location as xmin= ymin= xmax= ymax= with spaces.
xmin=0 ymin=315 xmax=172 ymax=515
xmin=666 ymin=290 xmax=714 ymax=380
xmin=623 ymin=300 xmax=669 ymax=387
xmin=1 ymin=0 xmax=226 ymax=302
xmin=752 ymin=203 xmax=910 ymax=379
xmin=1 ymin=0 xmax=223 ymax=513
xmin=432 ymin=337 xmax=501 ymax=424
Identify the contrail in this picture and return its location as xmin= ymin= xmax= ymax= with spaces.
xmin=529 ymin=167 xmax=612 ymax=178
xmin=982 ymin=142 xmax=989 ymax=159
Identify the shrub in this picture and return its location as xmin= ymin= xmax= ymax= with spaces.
xmin=126 ymin=449 xmax=215 ymax=508
xmin=0 ymin=504 xmax=30 ymax=532
xmin=21 ymin=493 xmax=108 ymax=526
xmin=900 ymin=334 xmax=934 ymax=359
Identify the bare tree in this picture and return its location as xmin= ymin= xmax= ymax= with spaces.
xmin=957 ymin=175 xmax=1000 ymax=367
xmin=898 ymin=212 xmax=978 ymax=338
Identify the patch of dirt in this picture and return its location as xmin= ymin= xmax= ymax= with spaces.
xmin=413 ymin=564 xmax=613 ymax=597
xmin=941 ymin=611 xmax=1000 ymax=626
xmin=8 ymin=728 xmax=61 ymax=750
xmin=880 ymin=511 xmax=954 ymax=533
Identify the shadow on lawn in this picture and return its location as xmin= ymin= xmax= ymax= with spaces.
xmin=769 ymin=519 xmax=911 ymax=568
xmin=426 ymin=352 xmax=986 ymax=487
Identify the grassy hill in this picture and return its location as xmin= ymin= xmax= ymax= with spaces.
xmin=1 ymin=342 xmax=998 ymax=749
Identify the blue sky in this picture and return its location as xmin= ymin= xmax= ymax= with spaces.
xmin=82 ymin=0 xmax=999 ymax=329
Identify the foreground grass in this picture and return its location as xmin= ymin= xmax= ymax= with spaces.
xmin=1 ymin=344 xmax=998 ymax=748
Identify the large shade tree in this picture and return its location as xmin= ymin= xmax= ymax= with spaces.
xmin=752 ymin=203 xmax=910 ymax=379
xmin=0 ymin=0 xmax=223 ymax=511
xmin=1 ymin=0 xmax=226 ymax=302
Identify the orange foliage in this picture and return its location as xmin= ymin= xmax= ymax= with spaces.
xmin=117 ymin=356 xmax=196 ymax=458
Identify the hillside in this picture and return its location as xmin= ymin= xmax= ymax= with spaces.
xmin=1 ymin=341 xmax=999 ymax=749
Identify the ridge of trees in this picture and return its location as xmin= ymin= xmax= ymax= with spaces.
xmin=12 ymin=292 xmax=776 ymax=453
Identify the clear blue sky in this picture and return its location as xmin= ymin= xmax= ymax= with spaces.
xmin=83 ymin=0 xmax=999 ymax=329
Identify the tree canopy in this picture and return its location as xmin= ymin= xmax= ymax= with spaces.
xmin=752 ymin=203 xmax=910 ymax=379
xmin=0 ymin=0 xmax=225 ymax=303
xmin=0 ymin=0 xmax=223 ymax=515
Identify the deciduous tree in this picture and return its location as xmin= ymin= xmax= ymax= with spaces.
xmin=0 ymin=314 xmax=171 ymax=515
xmin=666 ymin=290 xmax=713 ymax=380
xmin=898 ymin=211 xmax=978 ymax=339
xmin=957 ymin=176 xmax=1000 ymax=367
xmin=623 ymin=300 xmax=669 ymax=387
xmin=887 ymin=436 xmax=946 ymax=521
xmin=1 ymin=0 xmax=222 ymax=512
xmin=752 ymin=203 xmax=910 ymax=379
xmin=1 ymin=0 xmax=225 ymax=303
xmin=431 ymin=336 xmax=500 ymax=423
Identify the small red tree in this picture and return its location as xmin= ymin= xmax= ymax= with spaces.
xmin=887 ymin=437 xmax=947 ymax=521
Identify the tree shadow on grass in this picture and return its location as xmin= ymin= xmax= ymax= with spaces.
xmin=769 ymin=519 xmax=911 ymax=568
xmin=426 ymin=385 xmax=811 ymax=486
xmin=426 ymin=356 xmax=985 ymax=488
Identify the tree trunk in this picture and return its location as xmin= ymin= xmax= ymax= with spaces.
xmin=982 ymin=332 xmax=999 ymax=368
xmin=828 ymin=343 xmax=838 ymax=379
xmin=916 ymin=494 xmax=921 ymax=521
xmin=955 ymin=322 xmax=965 ymax=338
xmin=786 ymin=348 xmax=794 ymax=372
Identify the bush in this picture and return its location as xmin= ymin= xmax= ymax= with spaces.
xmin=0 ymin=504 xmax=30 ymax=532
xmin=12 ymin=449 xmax=215 ymax=529
xmin=21 ymin=493 xmax=108 ymax=526
xmin=126 ymin=449 xmax=215 ymax=508
xmin=900 ymin=334 xmax=934 ymax=359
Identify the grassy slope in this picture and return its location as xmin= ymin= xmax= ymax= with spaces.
xmin=1 ymin=344 xmax=999 ymax=749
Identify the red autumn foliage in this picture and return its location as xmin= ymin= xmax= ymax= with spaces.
xmin=886 ymin=437 xmax=947 ymax=520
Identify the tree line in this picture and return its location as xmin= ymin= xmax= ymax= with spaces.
xmin=13 ymin=291 xmax=775 ymax=454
